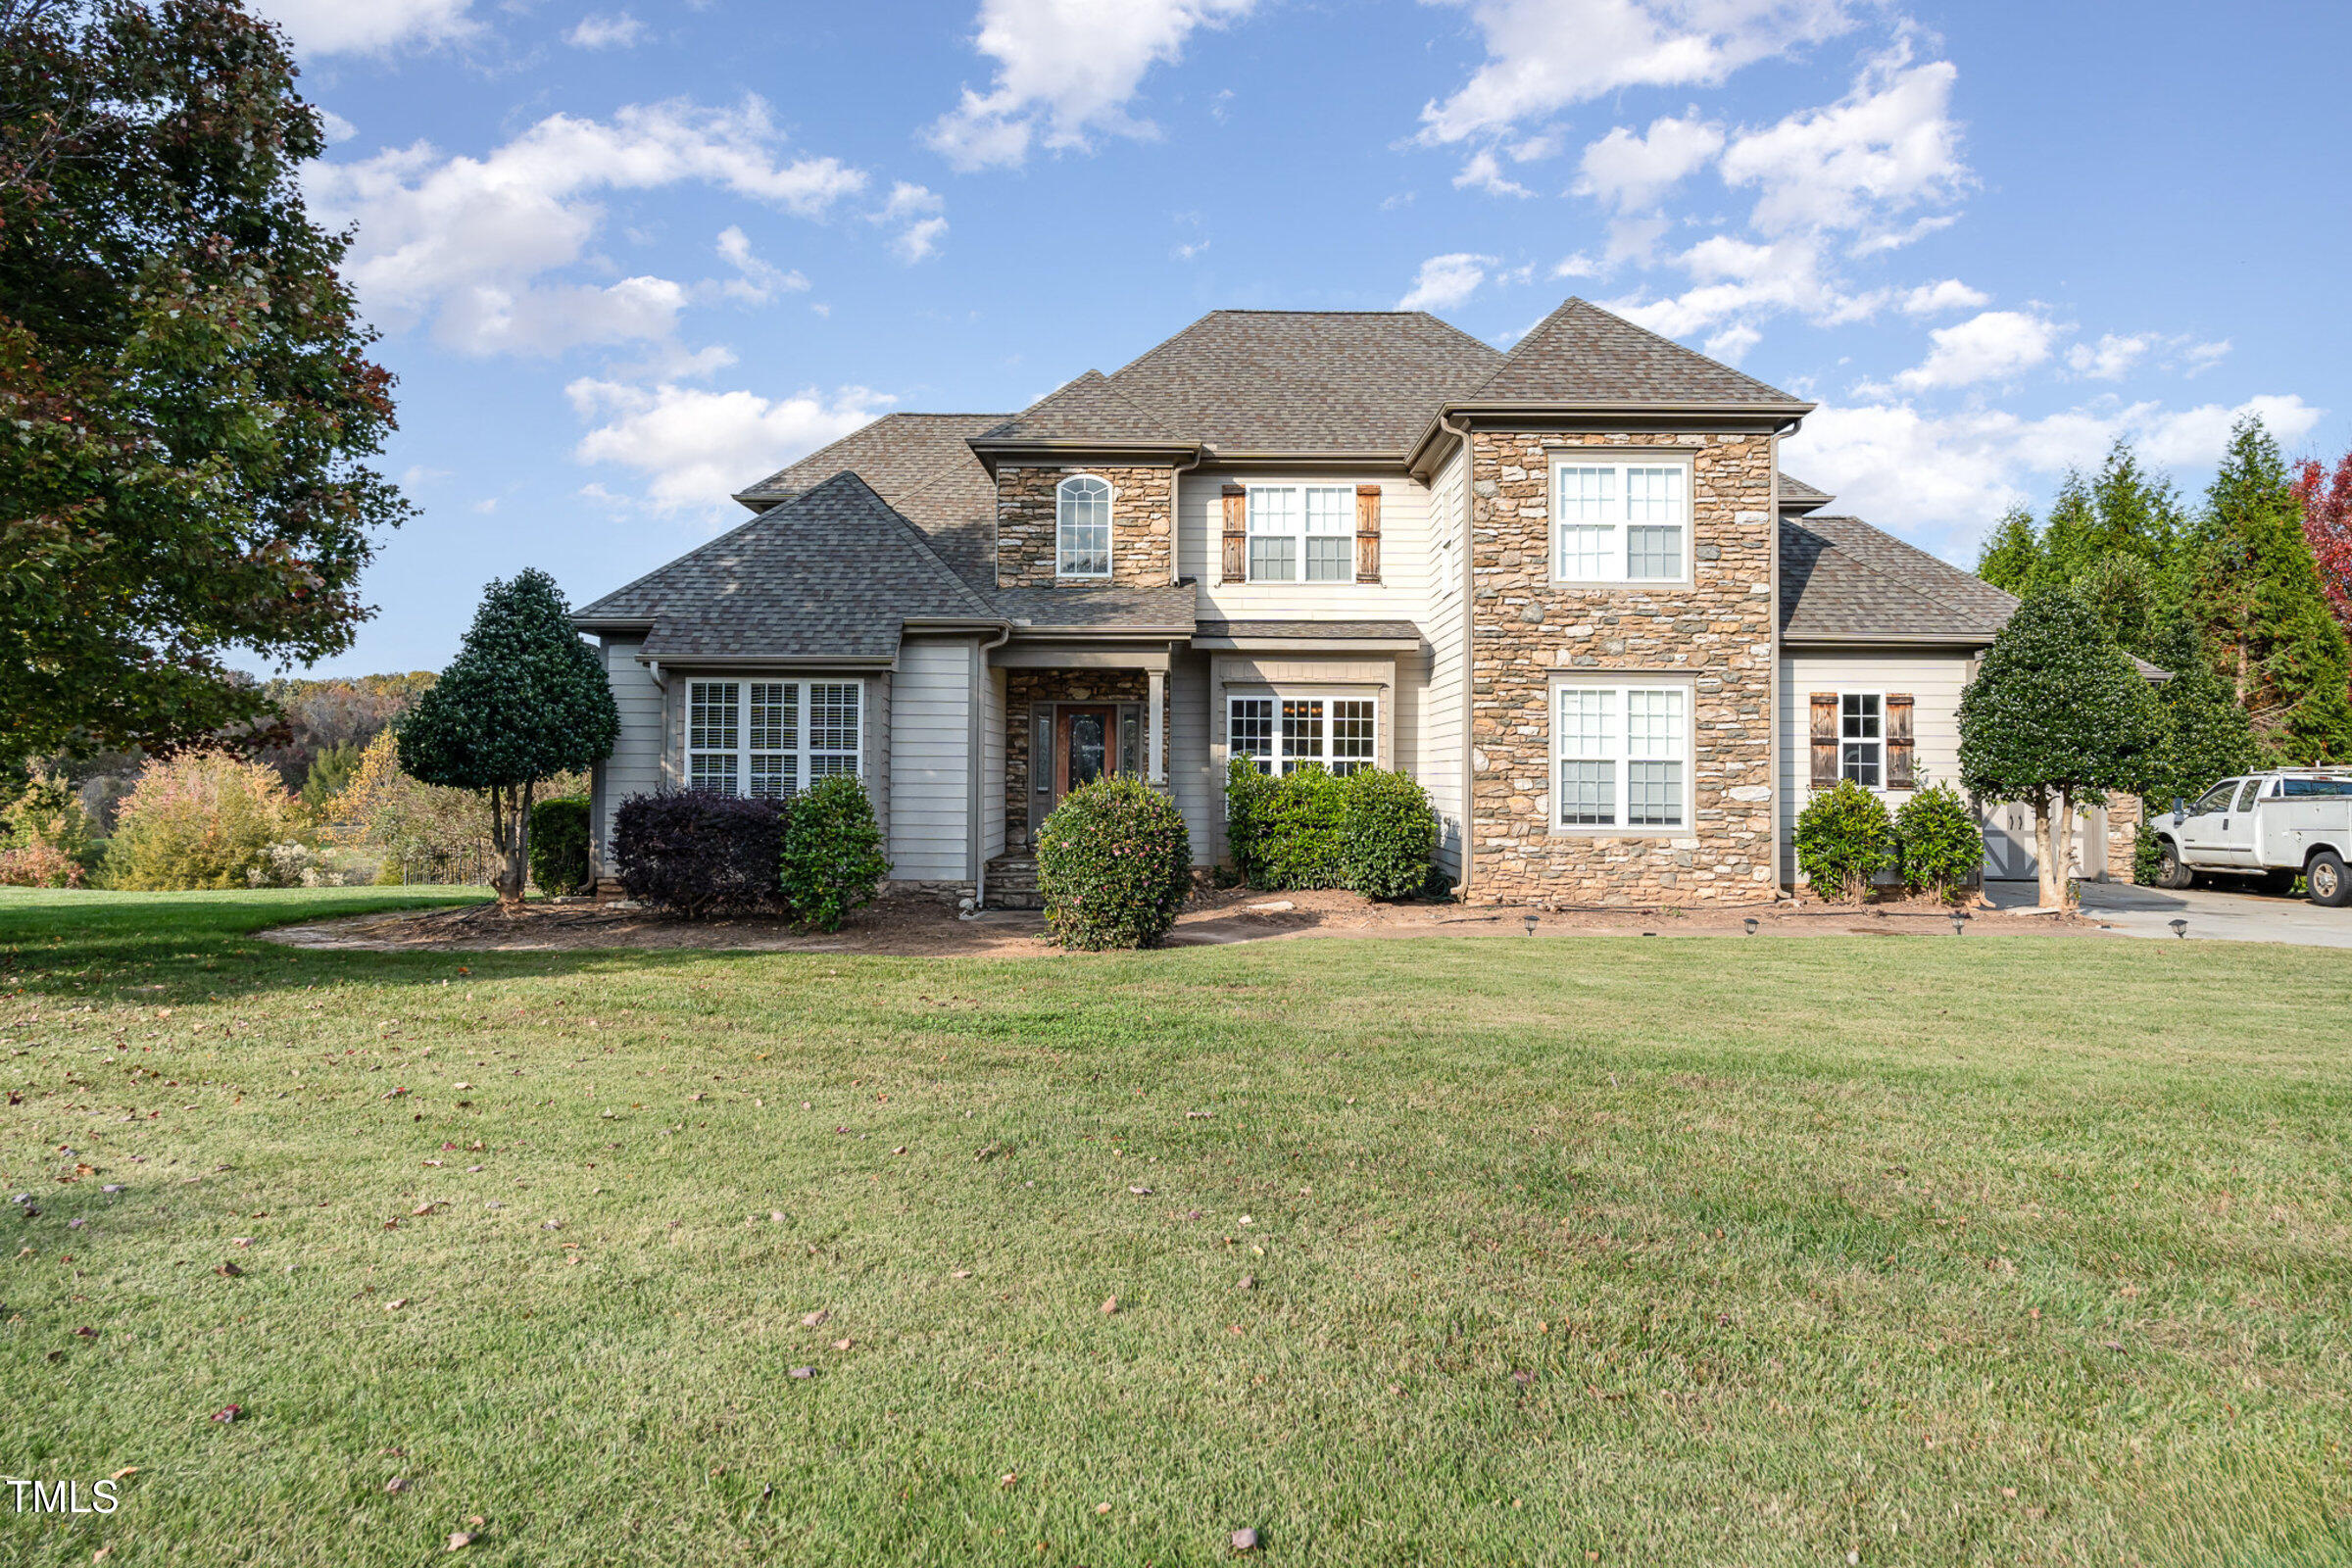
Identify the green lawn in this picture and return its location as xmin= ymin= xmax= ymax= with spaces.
xmin=1 ymin=887 xmax=2347 ymax=1567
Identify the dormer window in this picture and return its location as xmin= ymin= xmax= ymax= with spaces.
xmin=1056 ymin=475 xmax=1111 ymax=578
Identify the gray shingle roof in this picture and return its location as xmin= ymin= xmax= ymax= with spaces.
xmin=978 ymin=370 xmax=1186 ymax=446
xmin=576 ymin=472 xmax=996 ymax=661
xmin=1195 ymin=619 xmax=1423 ymax=642
xmin=995 ymin=583 xmax=1198 ymax=633
xmin=1468 ymin=298 xmax=1806 ymax=408
xmin=735 ymin=413 xmax=1004 ymax=507
xmin=1781 ymin=514 xmax=2018 ymax=644
xmin=1778 ymin=472 xmax=1834 ymax=513
xmin=1085 ymin=310 xmax=1504 ymax=455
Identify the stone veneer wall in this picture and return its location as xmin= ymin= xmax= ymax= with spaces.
xmin=996 ymin=465 xmax=1174 ymax=589
xmin=2104 ymin=794 xmax=2142 ymax=881
xmin=1466 ymin=428 xmax=1778 ymax=906
xmin=1004 ymin=669 xmax=1173 ymax=850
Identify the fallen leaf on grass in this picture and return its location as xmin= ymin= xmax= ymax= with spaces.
xmin=74 ymin=1325 xmax=97 ymax=1338
xmin=385 ymin=1298 xmax=410 ymax=1312
xmin=386 ymin=1478 xmax=411 ymax=1494
xmin=831 ymin=1338 xmax=853 ymax=1351
xmin=230 ymin=1237 xmax=251 ymax=1248
xmin=1127 ymin=1186 xmax=1152 ymax=1197
xmin=412 ymin=1202 xmax=438 ymax=1217
xmin=216 ymin=1263 xmax=242 ymax=1278
xmin=789 ymin=1367 xmax=813 ymax=1380
xmin=1000 ymin=1473 xmax=1018 ymax=1490
xmin=801 ymin=1309 xmax=829 ymax=1327
xmin=446 ymin=1532 xmax=472 ymax=1551
xmin=951 ymin=1269 xmax=971 ymax=1280
xmin=210 ymin=1405 xmax=241 ymax=1423
xmin=1101 ymin=1297 xmax=1119 ymax=1315
xmin=109 ymin=1467 xmax=136 ymax=1482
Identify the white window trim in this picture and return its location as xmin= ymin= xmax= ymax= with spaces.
xmin=1244 ymin=482 xmax=1358 ymax=584
xmin=1055 ymin=473 xmax=1113 ymax=580
xmin=684 ymin=678 xmax=863 ymax=799
xmin=1547 ymin=450 xmax=1694 ymax=586
xmin=1548 ymin=676 xmax=1694 ymax=837
xmin=1226 ymin=693 xmax=1381 ymax=775
xmin=1838 ymin=690 xmax=1886 ymax=791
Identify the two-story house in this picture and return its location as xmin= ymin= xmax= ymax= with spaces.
xmin=572 ymin=297 xmax=2107 ymax=907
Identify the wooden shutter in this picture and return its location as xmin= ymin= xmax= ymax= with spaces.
xmin=1885 ymin=694 xmax=1916 ymax=790
xmin=1220 ymin=484 xmax=1247 ymax=583
xmin=1808 ymin=692 xmax=1838 ymax=788
xmin=1354 ymin=484 xmax=1383 ymax=583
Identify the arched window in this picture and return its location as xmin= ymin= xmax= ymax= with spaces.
xmin=1055 ymin=475 xmax=1111 ymax=578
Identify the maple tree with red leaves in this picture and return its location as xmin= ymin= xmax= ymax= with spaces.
xmin=2292 ymin=451 xmax=2352 ymax=639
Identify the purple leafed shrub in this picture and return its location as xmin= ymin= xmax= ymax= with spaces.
xmin=612 ymin=792 xmax=786 ymax=917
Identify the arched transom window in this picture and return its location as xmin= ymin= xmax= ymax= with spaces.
xmin=1055 ymin=474 xmax=1111 ymax=578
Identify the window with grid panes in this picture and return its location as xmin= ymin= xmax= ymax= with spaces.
xmin=1839 ymin=694 xmax=1882 ymax=787
xmin=1550 ymin=457 xmax=1690 ymax=582
xmin=684 ymin=679 xmax=860 ymax=798
xmin=1553 ymin=682 xmax=1689 ymax=830
xmin=1056 ymin=475 xmax=1111 ymax=577
xmin=1246 ymin=484 xmax=1356 ymax=582
xmin=1227 ymin=696 xmax=1378 ymax=775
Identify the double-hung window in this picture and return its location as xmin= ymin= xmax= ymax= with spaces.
xmin=1553 ymin=682 xmax=1689 ymax=831
xmin=1839 ymin=694 xmax=1883 ymax=787
xmin=1056 ymin=475 xmax=1111 ymax=578
xmin=686 ymin=679 xmax=861 ymax=799
xmin=1227 ymin=696 xmax=1378 ymax=775
xmin=1550 ymin=455 xmax=1691 ymax=583
xmin=1247 ymin=484 xmax=1355 ymax=582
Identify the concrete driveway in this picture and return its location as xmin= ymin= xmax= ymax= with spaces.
xmin=1986 ymin=878 xmax=2352 ymax=948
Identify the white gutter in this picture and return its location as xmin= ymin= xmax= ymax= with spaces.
xmin=1440 ymin=411 xmax=1476 ymax=898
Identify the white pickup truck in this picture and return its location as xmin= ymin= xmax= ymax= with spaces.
xmin=2150 ymin=769 xmax=2352 ymax=906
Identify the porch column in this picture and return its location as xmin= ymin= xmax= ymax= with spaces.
xmin=1147 ymin=667 xmax=1166 ymax=785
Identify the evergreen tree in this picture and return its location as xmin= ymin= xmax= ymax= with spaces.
xmin=2187 ymin=417 xmax=2352 ymax=762
xmin=2088 ymin=440 xmax=2187 ymax=567
xmin=2038 ymin=472 xmax=2100 ymax=586
xmin=2070 ymin=553 xmax=2161 ymax=658
xmin=398 ymin=571 xmax=619 ymax=908
xmin=1959 ymin=587 xmax=2165 ymax=909
xmin=1976 ymin=506 xmax=2043 ymax=595
xmin=2142 ymin=613 xmax=2259 ymax=808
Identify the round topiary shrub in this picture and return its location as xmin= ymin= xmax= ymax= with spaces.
xmin=1794 ymin=779 xmax=1895 ymax=903
xmin=528 ymin=797 xmax=592 ymax=895
xmin=1893 ymin=781 xmax=1984 ymax=901
xmin=1036 ymin=776 xmax=1192 ymax=950
xmin=779 ymin=774 xmax=888 ymax=933
xmin=1340 ymin=768 xmax=1438 ymax=899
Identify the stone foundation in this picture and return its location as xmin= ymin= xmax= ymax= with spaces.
xmin=1464 ymin=428 xmax=1778 ymax=906
xmin=996 ymin=465 xmax=1174 ymax=588
xmin=880 ymin=879 xmax=973 ymax=906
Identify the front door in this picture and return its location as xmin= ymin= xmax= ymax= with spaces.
xmin=1054 ymin=705 xmax=1118 ymax=805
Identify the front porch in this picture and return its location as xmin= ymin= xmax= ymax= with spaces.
xmin=997 ymin=645 xmax=1176 ymax=856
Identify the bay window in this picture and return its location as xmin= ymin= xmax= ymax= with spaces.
xmin=1553 ymin=681 xmax=1690 ymax=831
xmin=1550 ymin=454 xmax=1691 ymax=583
xmin=1247 ymin=484 xmax=1354 ymax=582
xmin=686 ymin=678 xmax=861 ymax=799
xmin=1228 ymin=696 xmax=1378 ymax=775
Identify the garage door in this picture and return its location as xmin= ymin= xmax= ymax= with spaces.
xmin=1979 ymin=802 xmax=2102 ymax=881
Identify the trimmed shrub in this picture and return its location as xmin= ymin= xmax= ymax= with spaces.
xmin=2132 ymin=818 xmax=2165 ymax=887
xmin=1892 ymin=782 xmax=1983 ymax=901
xmin=529 ymin=797 xmax=593 ymax=895
xmin=779 ymin=775 xmax=888 ymax=933
xmin=1036 ymin=777 xmax=1192 ymax=950
xmin=1340 ymin=768 xmax=1439 ymax=899
xmin=1257 ymin=765 xmax=1348 ymax=890
xmin=1794 ymin=779 xmax=1895 ymax=903
xmin=0 ymin=844 xmax=85 ymax=889
xmin=100 ymin=751 xmax=309 ymax=891
xmin=1223 ymin=757 xmax=1278 ymax=888
xmin=612 ymin=792 xmax=785 ymax=918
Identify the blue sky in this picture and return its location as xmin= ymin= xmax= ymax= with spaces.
xmin=257 ymin=0 xmax=2352 ymax=675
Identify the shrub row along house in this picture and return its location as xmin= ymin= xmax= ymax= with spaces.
xmin=572 ymin=298 xmax=2130 ymax=907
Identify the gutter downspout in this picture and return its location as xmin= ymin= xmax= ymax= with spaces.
xmin=1765 ymin=413 xmax=1802 ymax=900
xmin=1169 ymin=447 xmax=1204 ymax=584
xmin=1440 ymin=411 xmax=1476 ymax=899
xmin=969 ymin=623 xmax=1014 ymax=907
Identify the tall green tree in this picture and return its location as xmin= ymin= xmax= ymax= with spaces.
xmin=398 ymin=571 xmax=618 ymax=909
xmin=2141 ymin=612 xmax=2258 ymax=808
xmin=2186 ymin=417 xmax=2352 ymax=761
xmin=1 ymin=0 xmax=407 ymax=760
xmin=1958 ymin=587 xmax=2165 ymax=909
xmin=1976 ymin=506 xmax=2043 ymax=595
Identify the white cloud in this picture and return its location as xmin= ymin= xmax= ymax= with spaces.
xmin=1703 ymin=322 xmax=1760 ymax=364
xmin=2180 ymin=339 xmax=2230 ymax=376
xmin=713 ymin=227 xmax=808 ymax=304
xmin=1417 ymin=0 xmax=1855 ymax=145
xmin=1891 ymin=309 xmax=2056 ymax=391
xmin=308 ymin=98 xmax=866 ymax=355
xmin=1785 ymin=392 xmax=2325 ymax=555
xmin=564 ymin=12 xmax=645 ymax=48
xmin=927 ymin=0 xmax=1255 ymax=171
xmin=1454 ymin=149 xmax=1534 ymax=198
xmin=1897 ymin=277 xmax=1986 ymax=316
xmin=1718 ymin=50 xmax=1967 ymax=240
xmin=254 ymin=0 xmax=476 ymax=55
xmin=2065 ymin=331 xmax=2153 ymax=381
xmin=1607 ymin=233 xmax=1879 ymax=337
xmin=871 ymin=182 xmax=949 ymax=262
xmin=1572 ymin=113 xmax=1723 ymax=210
xmin=318 ymin=109 xmax=359 ymax=145
xmin=567 ymin=380 xmax=896 ymax=512
xmin=1398 ymin=253 xmax=1495 ymax=312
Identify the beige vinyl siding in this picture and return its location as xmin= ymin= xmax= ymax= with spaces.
xmin=1778 ymin=650 xmax=1972 ymax=882
xmin=888 ymin=636 xmax=974 ymax=882
xmin=1180 ymin=473 xmax=1432 ymax=618
xmin=981 ymin=663 xmax=1006 ymax=862
xmin=1418 ymin=446 xmax=1469 ymax=878
xmin=1168 ymin=650 xmax=1216 ymax=865
xmin=595 ymin=639 xmax=663 ymax=858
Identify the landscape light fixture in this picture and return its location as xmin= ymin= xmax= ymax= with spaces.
xmin=1742 ymin=916 xmax=1759 ymax=936
xmin=1950 ymin=909 xmax=1969 ymax=936
xmin=1522 ymin=911 xmax=1540 ymax=937
xmin=2169 ymin=918 xmax=2188 ymax=939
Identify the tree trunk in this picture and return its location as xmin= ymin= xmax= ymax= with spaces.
xmin=2034 ymin=787 xmax=2077 ymax=910
xmin=490 ymin=781 xmax=531 ymax=911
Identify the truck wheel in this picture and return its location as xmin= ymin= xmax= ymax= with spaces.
xmin=2155 ymin=838 xmax=2196 ymax=890
xmin=2308 ymin=851 xmax=2351 ymax=907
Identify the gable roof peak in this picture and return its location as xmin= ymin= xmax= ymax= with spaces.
xmin=1467 ymin=295 xmax=1808 ymax=409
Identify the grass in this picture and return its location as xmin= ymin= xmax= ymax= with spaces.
xmin=0 ymin=885 xmax=2347 ymax=1567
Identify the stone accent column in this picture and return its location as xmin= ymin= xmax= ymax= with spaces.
xmin=2106 ymin=793 xmax=2143 ymax=881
